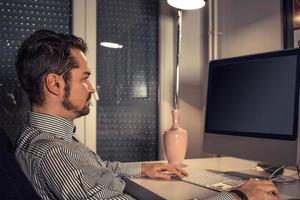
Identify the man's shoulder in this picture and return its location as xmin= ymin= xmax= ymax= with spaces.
xmin=15 ymin=125 xmax=69 ymax=158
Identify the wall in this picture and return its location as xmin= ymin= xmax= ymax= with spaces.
xmin=159 ymin=1 xmax=208 ymax=159
xmin=180 ymin=8 xmax=209 ymax=158
xmin=159 ymin=0 xmax=284 ymax=159
xmin=218 ymin=0 xmax=282 ymax=58
xmin=159 ymin=1 xmax=175 ymax=159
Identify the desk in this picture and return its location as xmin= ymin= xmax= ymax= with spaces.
xmin=131 ymin=157 xmax=300 ymax=200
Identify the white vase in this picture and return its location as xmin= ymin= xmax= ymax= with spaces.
xmin=164 ymin=109 xmax=188 ymax=166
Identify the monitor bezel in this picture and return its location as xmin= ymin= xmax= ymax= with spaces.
xmin=205 ymin=48 xmax=300 ymax=141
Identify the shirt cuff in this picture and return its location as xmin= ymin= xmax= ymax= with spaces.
xmin=202 ymin=192 xmax=236 ymax=200
xmin=120 ymin=162 xmax=141 ymax=177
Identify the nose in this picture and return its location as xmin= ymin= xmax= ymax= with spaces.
xmin=87 ymin=81 xmax=96 ymax=93
xmin=90 ymin=83 xmax=96 ymax=93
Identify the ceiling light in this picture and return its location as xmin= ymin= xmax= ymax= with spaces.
xmin=100 ymin=42 xmax=123 ymax=49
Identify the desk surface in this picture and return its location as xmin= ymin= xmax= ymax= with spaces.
xmin=131 ymin=157 xmax=300 ymax=200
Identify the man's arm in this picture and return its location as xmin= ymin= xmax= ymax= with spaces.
xmin=237 ymin=179 xmax=279 ymax=200
xmin=103 ymin=161 xmax=187 ymax=179
xmin=200 ymin=179 xmax=279 ymax=200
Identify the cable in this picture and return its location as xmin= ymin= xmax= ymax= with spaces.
xmin=297 ymin=165 xmax=300 ymax=179
xmin=270 ymin=165 xmax=300 ymax=184
xmin=268 ymin=165 xmax=286 ymax=180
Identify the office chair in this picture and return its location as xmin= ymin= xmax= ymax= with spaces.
xmin=0 ymin=128 xmax=40 ymax=199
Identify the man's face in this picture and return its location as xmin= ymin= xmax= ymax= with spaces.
xmin=62 ymin=49 xmax=95 ymax=118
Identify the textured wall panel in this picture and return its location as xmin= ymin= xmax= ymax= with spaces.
xmin=97 ymin=0 xmax=159 ymax=162
xmin=0 ymin=0 xmax=71 ymax=143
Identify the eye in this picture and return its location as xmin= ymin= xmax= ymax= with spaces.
xmin=82 ymin=76 xmax=89 ymax=81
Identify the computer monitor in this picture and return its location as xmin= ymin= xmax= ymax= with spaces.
xmin=204 ymin=48 xmax=300 ymax=168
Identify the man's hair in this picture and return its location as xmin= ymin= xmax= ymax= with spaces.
xmin=15 ymin=30 xmax=87 ymax=106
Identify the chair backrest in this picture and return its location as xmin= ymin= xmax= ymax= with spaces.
xmin=0 ymin=128 xmax=40 ymax=199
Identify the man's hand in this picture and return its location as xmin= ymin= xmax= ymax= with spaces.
xmin=141 ymin=163 xmax=188 ymax=180
xmin=236 ymin=179 xmax=279 ymax=200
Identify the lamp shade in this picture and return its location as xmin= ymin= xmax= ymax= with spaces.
xmin=167 ymin=0 xmax=205 ymax=10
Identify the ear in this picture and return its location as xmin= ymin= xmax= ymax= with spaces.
xmin=45 ymin=73 xmax=64 ymax=95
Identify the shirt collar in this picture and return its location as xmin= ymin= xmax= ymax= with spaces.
xmin=27 ymin=111 xmax=76 ymax=142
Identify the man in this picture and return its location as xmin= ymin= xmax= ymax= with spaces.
xmin=15 ymin=30 xmax=279 ymax=200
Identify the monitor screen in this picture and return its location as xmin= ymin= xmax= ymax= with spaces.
xmin=204 ymin=49 xmax=300 ymax=166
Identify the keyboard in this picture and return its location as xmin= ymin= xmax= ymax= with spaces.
xmin=182 ymin=169 xmax=245 ymax=192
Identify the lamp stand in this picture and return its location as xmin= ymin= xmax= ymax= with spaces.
xmin=163 ymin=10 xmax=188 ymax=166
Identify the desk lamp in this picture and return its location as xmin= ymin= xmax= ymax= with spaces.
xmin=164 ymin=0 xmax=206 ymax=166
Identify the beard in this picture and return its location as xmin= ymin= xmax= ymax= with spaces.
xmin=62 ymin=79 xmax=91 ymax=118
xmin=62 ymin=95 xmax=91 ymax=118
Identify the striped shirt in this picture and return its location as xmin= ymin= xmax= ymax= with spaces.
xmin=15 ymin=112 xmax=139 ymax=200
xmin=15 ymin=112 xmax=236 ymax=200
